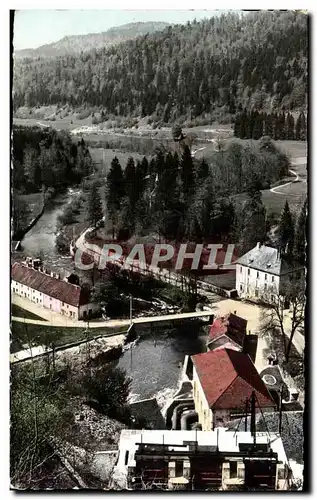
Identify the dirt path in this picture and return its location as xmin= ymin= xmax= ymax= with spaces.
xmin=270 ymin=158 xmax=307 ymax=194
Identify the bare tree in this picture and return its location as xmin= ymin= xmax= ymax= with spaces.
xmin=260 ymin=279 xmax=305 ymax=363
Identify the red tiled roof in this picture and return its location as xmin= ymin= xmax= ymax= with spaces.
xmin=191 ymin=349 xmax=275 ymax=410
xmin=213 ymin=342 xmax=240 ymax=353
xmin=208 ymin=313 xmax=247 ymax=347
xmin=11 ymin=262 xmax=89 ymax=307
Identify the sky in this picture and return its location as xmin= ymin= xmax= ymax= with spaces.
xmin=13 ymin=9 xmax=233 ymax=50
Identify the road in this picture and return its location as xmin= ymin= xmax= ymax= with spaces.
xmin=213 ymin=299 xmax=304 ymax=372
xmin=270 ymin=158 xmax=307 ymax=194
xmin=75 ymin=228 xmax=223 ymax=304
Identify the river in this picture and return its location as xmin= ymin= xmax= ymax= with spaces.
xmin=117 ymin=325 xmax=207 ymax=414
xmin=20 ymin=188 xmax=80 ymax=274
xmin=19 ymin=189 xmax=208 ymax=413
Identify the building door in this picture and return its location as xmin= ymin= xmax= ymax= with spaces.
xmin=83 ymin=310 xmax=87 ymax=319
xmin=192 ymin=458 xmax=222 ymax=490
xmin=244 ymin=460 xmax=276 ymax=490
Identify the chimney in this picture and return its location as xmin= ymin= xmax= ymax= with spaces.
xmin=290 ymin=391 xmax=299 ymax=402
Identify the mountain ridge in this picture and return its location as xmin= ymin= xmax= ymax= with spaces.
xmin=14 ymin=21 xmax=170 ymax=59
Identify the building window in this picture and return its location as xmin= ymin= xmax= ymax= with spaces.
xmin=175 ymin=460 xmax=183 ymax=477
xmin=240 ymin=266 xmax=242 ymax=273
xmin=272 ymin=276 xmax=275 ymax=282
xmin=67 ymin=305 xmax=69 ymax=309
xmin=50 ymin=297 xmax=52 ymax=301
xmin=124 ymin=451 xmax=129 ymax=466
xmin=255 ymin=289 xmax=258 ymax=297
xmin=240 ymin=284 xmax=243 ymax=292
xmin=265 ymin=274 xmax=267 ymax=281
xmin=247 ymin=269 xmax=250 ymax=276
xmin=264 ymin=283 xmax=267 ymax=291
xmin=256 ymin=271 xmax=259 ymax=279
xmin=230 ymin=461 xmax=238 ymax=479
xmin=62 ymin=302 xmax=64 ymax=306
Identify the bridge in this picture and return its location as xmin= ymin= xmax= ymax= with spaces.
xmin=11 ymin=309 xmax=214 ymax=329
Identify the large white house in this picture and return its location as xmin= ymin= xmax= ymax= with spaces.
xmin=235 ymin=243 xmax=304 ymax=303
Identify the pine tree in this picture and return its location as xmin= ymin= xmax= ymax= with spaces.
xmin=141 ymin=156 xmax=149 ymax=178
xmin=240 ymin=189 xmax=266 ymax=253
xmin=234 ymin=113 xmax=241 ymax=138
xmin=286 ymin=113 xmax=295 ymax=140
xmin=197 ymin=158 xmax=209 ymax=182
xmin=106 ymin=156 xmax=125 ymax=216
xmin=180 ymin=145 xmax=195 ymax=204
xmin=295 ymin=114 xmax=301 ymax=140
xmin=87 ymin=182 xmax=103 ymax=227
xmin=278 ymin=201 xmax=295 ymax=257
xmin=299 ymin=112 xmax=307 ymax=141
xmin=124 ymin=157 xmax=136 ymax=209
xmin=293 ymin=200 xmax=307 ymax=265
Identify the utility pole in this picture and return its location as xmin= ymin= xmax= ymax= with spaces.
xmin=245 ymin=398 xmax=249 ymax=431
xmin=278 ymin=386 xmax=283 ymax=435
xmin=130 ymin=294 xmax=133 ymax=325
xmin=250 ymin=390 xmax=256 ymax=445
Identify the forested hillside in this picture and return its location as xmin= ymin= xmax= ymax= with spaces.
xmin=13 ymin=11 xmax=308 ymax=124
xmin=12 ymin=126 xmax=94 ymax=236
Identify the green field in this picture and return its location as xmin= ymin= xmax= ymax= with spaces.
xmin=89 ymin=148 xmax=146 ymax=176
xmin=233 ymin=184 xmax=307 ymax=217
xmin=11 ymin=320 xmax=128 ymax=353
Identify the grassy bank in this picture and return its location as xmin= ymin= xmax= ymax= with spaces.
xmin=11 ymin=303 xmax=47 ymax=321
xmin=11 ymin=321 xmax=128 ymax=353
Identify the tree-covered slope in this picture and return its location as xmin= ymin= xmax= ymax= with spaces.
xmin=13 ymin=11 xmax=308 ymax=123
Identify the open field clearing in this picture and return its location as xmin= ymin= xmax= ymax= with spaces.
xmin=233 ymin=185 xmax=306 ymax=216
xmin=89 ymin=148 xmax=146 ymax=176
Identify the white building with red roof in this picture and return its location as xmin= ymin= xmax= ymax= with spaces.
xmin=191 ymin=349 xmax=275 ymax=431
xmin=11 ymin=260 xmax=99 ymax=320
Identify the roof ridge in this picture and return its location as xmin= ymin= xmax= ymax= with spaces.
xmin=211 ymin=373 xmax=239 ymax=408
xmin=238 ymin=378 xmax=273 ymax=404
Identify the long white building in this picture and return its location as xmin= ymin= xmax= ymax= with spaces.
xmin=11 ymin=260 xmax=99 ymax=320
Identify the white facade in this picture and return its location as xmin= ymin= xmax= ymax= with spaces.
xmin=235 ymin=243 xmax=304 ymax=304
xmin=236 ymin=264 xmax=281 ymax=303
xmin=193 ymin=366 xmax=213 ymax=431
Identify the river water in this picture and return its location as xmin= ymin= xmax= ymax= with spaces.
xmin=19 ymin=191 xmax=208 ymax=412
xmin=20 ymin=189 xmax=80 ymax=274
xmin=117 ymin=325 xmax=207 ymax=414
